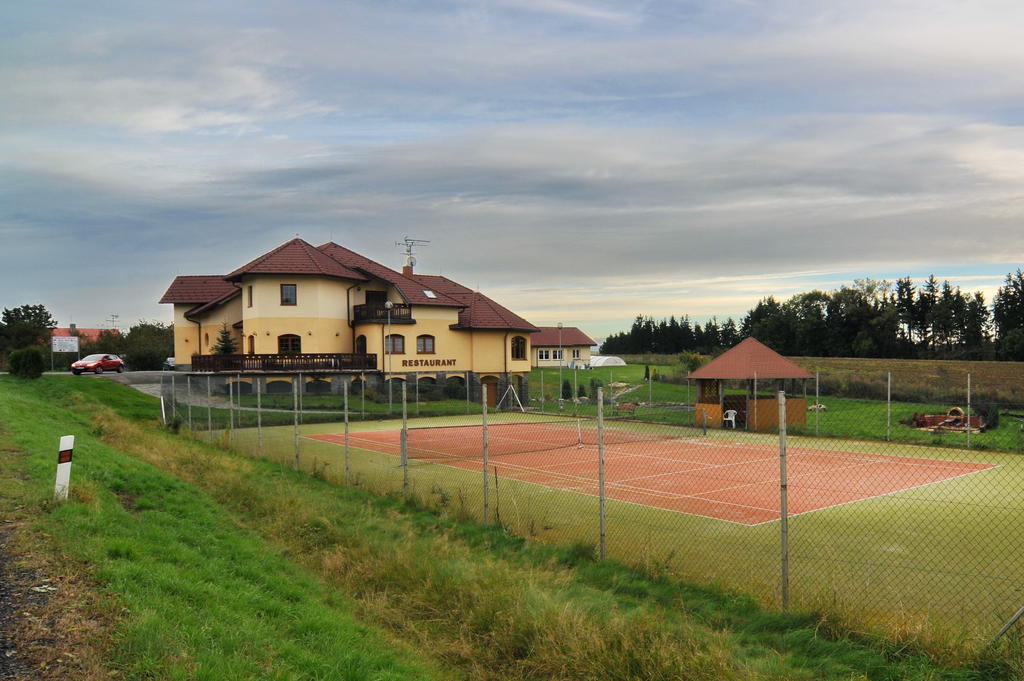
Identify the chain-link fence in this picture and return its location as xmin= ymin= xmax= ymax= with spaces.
xmin=159 ymin=369 xmax=1024 ymax=657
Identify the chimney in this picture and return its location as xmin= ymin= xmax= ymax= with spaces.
xmin=70 ymin=323 xmax=77 ymax=334
xmin=403 ymin=264 xmax=413 ymax=276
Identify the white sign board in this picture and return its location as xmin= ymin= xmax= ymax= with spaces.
xmin=51 ymin=336 xmax=80 ymax=353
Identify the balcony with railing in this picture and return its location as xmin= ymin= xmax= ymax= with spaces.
xmin=191 ymin=353 xmax=378 ymax=373
xmin=353 ymin=303 xmax=414 ymax=324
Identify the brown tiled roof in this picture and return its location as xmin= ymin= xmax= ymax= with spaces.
xmin=532 ymin=326 xmax=596 ymax=347
xmin=51 ymin=328 xmax=114 ymax=341
xmin=159 ymin=276 xmax=238 ymax=304
xmin=317 ymin=242 xmax=462 ymax=307
xmin=687 ymin=337 xmax=814 ymax=380
xmin=226 ymin=238 xmax=367 ymax=282
xmin=412 ymin=275 xmax=539 ymax=332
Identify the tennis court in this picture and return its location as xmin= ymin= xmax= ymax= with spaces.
xmin=307 ymin=422 xmax=996 ymax=525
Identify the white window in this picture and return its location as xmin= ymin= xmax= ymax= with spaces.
xmin=572 ymin=348 xmax=581 ymax=359
xmin=552 ymin=349 xmax=563 ymax=360
xmin=538 ymin=349 xmax=550 ymax=360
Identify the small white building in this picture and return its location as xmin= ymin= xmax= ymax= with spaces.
xmin=531 ymin=326 xmax=596 ymax=368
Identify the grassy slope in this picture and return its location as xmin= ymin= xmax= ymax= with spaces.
xmin=0 ymin=376 xmax=1008 ymax=680
xmin=0 ymin=377 xmax=444 ymax=681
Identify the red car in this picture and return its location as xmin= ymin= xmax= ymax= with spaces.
xmin=71 ymin=354 xmax=125 ymax=375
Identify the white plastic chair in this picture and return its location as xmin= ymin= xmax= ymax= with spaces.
xmin=723 ymin=409 xmax=738 ymax=429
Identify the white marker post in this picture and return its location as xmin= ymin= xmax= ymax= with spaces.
xmin=54 ymin=435 xmax=75 ymax=501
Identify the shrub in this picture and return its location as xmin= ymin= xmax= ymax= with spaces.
xmin=577 ymin=384 xmax=586 ymax=398
xmin=561 ymin=379 xmax=572 ymax=399
xmin=8 ymin=347 xmax=45 ymax=379
xmin=678 ymin=351 xmax=708 ymax=373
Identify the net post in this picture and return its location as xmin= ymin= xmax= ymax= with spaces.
xmin=171 ymin=372 xmax=177 ymax=423
xmin=292 ymin=375 xmax=300 ymax=470
xmin=482 ymin=384 xmax=490 ymax=524
xmin=401 ymin=380 xmax=409 ymax=495
xmin=343 ymin=379 xmax=351 ymax=484
xmin=206 ymin=375 xmax=212 ymax=442
xmin=778 ymin=390 xmax=790 ymax=612
xmin=597 ymin=386 xmax=606 ymax=560
xmin=886 ymin=371 xmax=892 ymax=441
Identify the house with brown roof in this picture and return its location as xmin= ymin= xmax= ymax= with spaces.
xmin=160 ymin=238 xmax=539 ymax=405
xmin=530 ymin=326 xmax=596 ymax=368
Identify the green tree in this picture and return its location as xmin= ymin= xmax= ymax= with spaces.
xmin=124 ymin=321 xmax=174 ymax=370
xmin=213 ymin=323 xmax=238 ymax=354
xmin=1 ymin=304 xmax=57 ymax=351
xmin=561 ymin=379 xmax=572 ymax=399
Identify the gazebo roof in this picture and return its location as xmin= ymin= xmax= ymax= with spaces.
xmin=687 ymin=337 xmax=813 ymax=380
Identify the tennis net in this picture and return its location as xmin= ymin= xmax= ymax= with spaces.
xmin=347 ymin=419 xmax=686 ymax=463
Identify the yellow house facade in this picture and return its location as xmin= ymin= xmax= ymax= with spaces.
xmin=160 ymin=238 xmax=538 ymax=405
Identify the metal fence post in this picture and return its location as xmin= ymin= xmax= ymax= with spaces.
xmin=256 ymin=376 xmax=262 ymax=451
xmin=186 ymin=374 xmax=192 ymax=431
xmin=597 ymin=386 xmax=606 ymax=560
xmin=778 ymin=390 xmax=790 ymax=612
xmin=967 ymin=373 xmax=972 ymax=450
xmin=293 ymin=375 xmax=300 ymax=470
xmin=228 ymin=378 xmax=234 ymax=444
xmin=814 ymin=371 xmax=819 ymax=437
xmin=298 ymin=372 xmax=303 ymax=425
xmin=482 ymin=384 xmax=490 ymax=523
xmin=170 ymin=372 xmax=177 ymax=422
xmin=206 ymin=375 xmax=212 ymax=442
xmin=401 ymin=381 xmax=409 ymax=494
xmin=886 ymin=371 xmax=892 ymax=442
xmin=415 ymin=372 xmax=420 ymax=417
xmin=541 ymin=371 xmax=545 ymax=411
xmin=343 ymin=379 xmax=350 ymax=484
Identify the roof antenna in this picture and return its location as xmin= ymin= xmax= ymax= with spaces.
xmin=396 ymin=236 xmax=430 ymax=273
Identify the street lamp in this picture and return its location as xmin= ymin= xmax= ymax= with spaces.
xmin=557 ymin=322 xmax=563 ymax=406
xmin=385 ymin=300 xmax=394 ymax=413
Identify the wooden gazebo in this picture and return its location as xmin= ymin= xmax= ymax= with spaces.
xmin=686 ymin=337 xmax=813 ymax=430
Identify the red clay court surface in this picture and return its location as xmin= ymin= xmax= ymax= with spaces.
xmin=307 ymin=424 xmax=997 ymax=525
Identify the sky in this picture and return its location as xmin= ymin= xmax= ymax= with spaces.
xmin=3 ymin=1 xmax=1024 ymax=341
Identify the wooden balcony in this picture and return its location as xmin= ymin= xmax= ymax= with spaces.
xmin=191 ymin=353 xmax=377 ymax=373
xmin=353 ymin=303 xmax=414 ymax=324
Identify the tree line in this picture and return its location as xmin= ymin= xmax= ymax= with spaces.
xmin=600 ymin=271 xmax=1024 ymax=361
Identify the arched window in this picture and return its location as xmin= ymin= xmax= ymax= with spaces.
xmin=247 ymin=335 xmax=255 ymax=354
xmin=511 ymin=335 xmax=527 ymax=360
xmin=355 ymin=335 xmax=367 ymax=354
xmin=278 ymin=334 xmax=301 ymax=354
xmin=385 ymin=334 xmax=405 ymax=354
xmin=416 ymin=334 xmax=435 ymax=354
